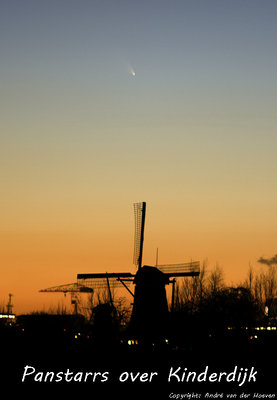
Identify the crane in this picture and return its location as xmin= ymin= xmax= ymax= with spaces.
xmin=40 ymin=283 xmax=93 ymax=314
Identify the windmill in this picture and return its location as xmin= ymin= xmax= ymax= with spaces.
xmin=77 ymin=202 xmax=200 ymax=342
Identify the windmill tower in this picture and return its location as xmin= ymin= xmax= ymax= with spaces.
xmin=77 ymin=202 xmax=200 ymax=342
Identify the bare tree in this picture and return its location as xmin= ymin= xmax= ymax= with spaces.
xmin=244 ymin=263 xmax=254 ymax=291
xmin=114 ymin=297 xmax=132 ymax=328
xmin=248 ymin=262 xmax=277 ymax=316
xmin=207 ymin=264 xmax=224 ymax=295
xmin=175 ymin=260 xmax=208 ymax=312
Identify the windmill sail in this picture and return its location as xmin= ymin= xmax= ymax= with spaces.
xmin=156 ymin=261 xmax=200 ymax=277
xmin=77 ymin=272 xmax=134 ymax=290
xmin=133 ymin=202 xmax=146 ymax=269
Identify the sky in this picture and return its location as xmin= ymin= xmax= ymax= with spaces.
xmin=1 ymin=0 xmax=277 ymax=314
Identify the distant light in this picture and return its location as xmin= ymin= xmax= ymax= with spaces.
xmin=0 ymin=314 xmax=15 ymax=319
xmin=254 ymin=326 xmax=276 ymax=330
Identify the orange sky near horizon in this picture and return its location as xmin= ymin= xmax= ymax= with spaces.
xmin=1 ymin=199 xmax=276 ymax=315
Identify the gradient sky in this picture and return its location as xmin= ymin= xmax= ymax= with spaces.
xmin=1 ymin=0 xmax=277 ymax=314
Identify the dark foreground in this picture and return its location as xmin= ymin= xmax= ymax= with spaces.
xmin=1 ymin=317 xmax=276 ymax=399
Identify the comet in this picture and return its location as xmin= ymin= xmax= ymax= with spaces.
xmin=128 ymin=65 xmax=136 ymax=77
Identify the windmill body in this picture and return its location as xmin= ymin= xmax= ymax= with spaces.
xmin=129 ymin=265 xmax=169 ymax=341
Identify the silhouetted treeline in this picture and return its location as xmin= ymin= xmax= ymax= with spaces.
xmin=167 ymin=262 xmax=276 ymax=346
xmin=175 ymin=261 xmax=276 ymax=317
xmin=2 ymin=261 xmax=276 ymax=358
xmin=244 ymin=263 xmax=277 ymax=316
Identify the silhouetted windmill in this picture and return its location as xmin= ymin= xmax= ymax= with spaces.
xmin=77 ymin=202 xmax=200 ymax=342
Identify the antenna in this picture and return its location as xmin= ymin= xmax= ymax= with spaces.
xmin=133 ymin=202 xmax=146 ymax=270
xmin=6 ymin=293 xmax=13 ymax=315
xmin=155 ymin=248 xmax=159 ymax=266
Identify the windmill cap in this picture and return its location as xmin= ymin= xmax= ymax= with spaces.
xmin=134 ymin=265 xmax=169 ymax=286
